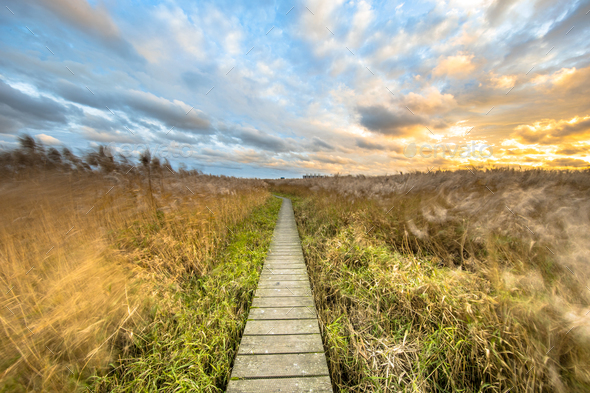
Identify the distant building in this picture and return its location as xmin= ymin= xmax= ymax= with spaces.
xmin=303 ymin=174 xmax=324 ymax=179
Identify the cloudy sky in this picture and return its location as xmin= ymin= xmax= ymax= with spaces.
xmin=1 ymin=0 xmax=589 ymax=177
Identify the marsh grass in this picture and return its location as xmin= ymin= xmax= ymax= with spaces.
xmin=272 ymin=169 xmax=590 ymax=392
xmin=93 ymin=196 xmax=282 ymax=392
xmin=0 ymin=138 xmax=272 ymax=391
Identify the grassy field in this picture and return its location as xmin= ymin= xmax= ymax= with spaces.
xmin=3 ymin=136 xmax=589 ymax=392
xmin=93 ymin=196 xmax=281 ymax=392
xmin=0 ymin=138 xmax=278 ymax=392
xmin=271 ymin=170 xmax=590 ymax=392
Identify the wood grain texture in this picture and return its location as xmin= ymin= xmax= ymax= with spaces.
xmin=237 ymin=334 xmax=325 ymax=355
xmin=243 ymin=319 xmax=320 ymax=335
xmin=230 ymin=353 xmax=330 ymax=378
xmin=226 ymin=376 xmax=333 ymax=392
xmin=248 ymin=307 xmax=318 ymax=320
xmin=252 ymin=296 xmax=314 ymax=308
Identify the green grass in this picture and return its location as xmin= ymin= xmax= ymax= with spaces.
xmin=278 ymin=191 xmax=590 ymax=393
xmin=91 ymin=196 xmax=282 ymax=392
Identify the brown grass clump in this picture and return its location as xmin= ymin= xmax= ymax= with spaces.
xmin=271 ymin=168 xmax=590 ymax=392
xmin=0 ymin=136 xmax=270 ymax=391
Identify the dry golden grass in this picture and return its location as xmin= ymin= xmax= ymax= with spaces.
xmin=271 ymin=168 xmax=590 ymax=392
xmin=0 ymin=140 xmax=270 ymax=391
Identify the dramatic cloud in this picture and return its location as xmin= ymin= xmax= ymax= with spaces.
xmin=0 ymin=79 xmax=80 ymax=133
xmin=357 ymin=105 xmax=422 ymax=136
xmin=548 ymin=157 xmax=589 ymax=167
xmin=28 ymin=0 xmax=143 ymax=61
xmin=0 ymin=0 xmax=588 ymax=176
xmin=511 ymin=116 xmax=590 ymax=145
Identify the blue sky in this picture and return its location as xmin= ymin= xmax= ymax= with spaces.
xmin=1 ymin=0 xmax=589 ymax=177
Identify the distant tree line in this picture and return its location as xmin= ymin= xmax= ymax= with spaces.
xmin=0 ymin=134 xmax=203 ymax=179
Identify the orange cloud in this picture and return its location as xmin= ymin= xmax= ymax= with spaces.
xmin=432 ymin=52 xmax=476 ymax=78
xmin=548 ymin=157 xmax=589 ymax=168
xmin=490 ymin=73 xmax=517 ymax=89
xmin=405 ymin=86 xmax=457 ymax=114
xmin=531 ymin=67 xmax=577 ymax=88
xmin=511 ymin=115 xmax=590 ymax=145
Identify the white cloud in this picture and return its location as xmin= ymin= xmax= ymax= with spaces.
xmin=36 ymin=134 xmax=61 ymax=145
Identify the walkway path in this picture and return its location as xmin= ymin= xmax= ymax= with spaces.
xmin=226 ymin=197 xmax=333 ymax=392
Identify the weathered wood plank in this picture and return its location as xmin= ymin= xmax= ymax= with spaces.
xmin=237 ymin=334 xmax=325 ymax=355
xmin=270 ymin=243 xmax=302 ymax=246
xmin=255 ymin=287 xmax=312 ymax=297
xmin=263 ymin=263 xmax=307 ymax=269
xmin=264 ymin=262 xmax=305 ymax=267
xmin=262 ymin=268 xmax=306 ymax=274
xmin=266 ymin=256 xmax=304 ymax=261
xmin=267 ymin=255 xmax=304 ymax=259
xmin=259 ymin=274 xmax=308 ymax=281
xmin=260 ymin=268 xmax=306 ymax=275
xmin=230 ymin=353 xmax=330 ymax=378
xmin=226 ymin=376 xmax=333 ymax=392
xmin=266 ymin=253 xmax=305 ymax=261
xmin=256 ymin=280 xmax=311 ymax=289
xmin=248 ymin=307 xmax=317 ymax=320
xmin=252 ymin=296 xmax=314 ymax=308
xmin=243 ymin=319 xmax=319 ymax=335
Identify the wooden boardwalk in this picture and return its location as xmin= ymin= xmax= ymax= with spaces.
xmin=226 ymin=197 xmax=333 ymax=393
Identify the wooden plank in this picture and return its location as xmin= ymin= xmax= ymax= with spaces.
xmin=265 ymin=257 xmax=305 ymax=263
xmin=248 ymin=307 xmax=317 ymax=320
xmin=264 ymin=263 xmax=306 ymax=268
xmin=260 ymin=272 xmax=307 ymax=279
xmin=255 ymin=287 xmax=312 ymax=297
xmin=263 ymin=266 xmax=307 ymax=272
xmin=263 ymin=263 xmax=306 ymax=269
xmin=267 ymin=255 xmax=304 ymax=259
xmin=252 ymin=296 xmax=314 ymax=308
xmin=256 ymin=280 xmax=311 ymax=289
xmin=230 ymin=353 xmax=330 ymax=378
xmin=260 ymin=272 xmax=307 ymax=278
xmin=243 ymin=319 xmax=319 ymax=335
xmin=267 ymin=254 xmax=304 ymax=257
xmin=270 ymin=244 xmax=301 ymax=246
xmin=270 ymin=242 xmax=302 ymax=250
xmin=237 ymin=334 xmax=324 ymax=355
xmin=262 ymin=267 xmax=306 ymax=272
xmin=265 ymin=258 xmax=304 ymax=262
xmin=260 ymin=268 xmax=305 ymax=275
xmin=226 ymin=376 xmax=333 ymax=392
